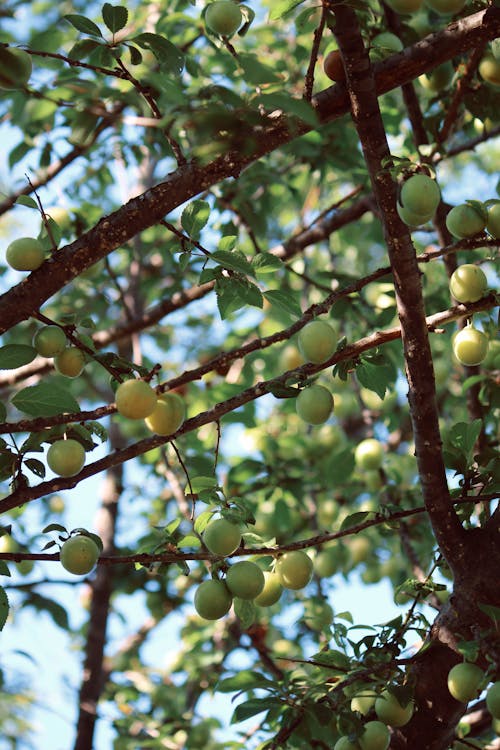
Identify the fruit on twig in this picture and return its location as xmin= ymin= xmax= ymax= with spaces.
xmin=323 ymin=50 xmax=345 ymax=82
xmin=478 ymin=54 xmax=500 ymax=87
xmin=351 ymin=689 xmax=378 ymax=715
xmin=115 ymin=379 xmax=157 ymax=419
xmin=203 ymin=518 xmax=242 ymax=556
xmin=204 ymin=1 xmax=242 ymax=36
xmin=60 ymin=534 xmax=100 ymax=575
xmin=296 ymin=384 xmax=334 ymax=425
xmin=303 ymin=599 xmax=334 ymax=630
xmin=33 ymin=325 xmax=66 ymax=357
xmin=254 ymin=571 xmax=283 ymax=606
xmin=486 ymin=682 xmax=500 ymax=719
xmin=194 ymin=579 xmax=232 ymax=619
xmin=370 ymin=33 xmax=403 ymax=61
xmin=419 ymin=61 xmax=454 ymax=92
xmin=334 ymin=737 xmax=361 ymax=750
xmin=0 ymin=47 xmax=32 ymax=90
xmin=486 ymin=201 xmax=500 ymax=237
xmin=374 ymin=690 xmax=414 ymax=726
xmin=276 ymin=550 xmax=313 ymax=590
xmin=355 ymin=438 xmax=384 ymax=471
xmin=225 ymin=560 xmax=265 ymax=599
xmin=449 ymin=264 xmax=488 ymax=303
xmin=452 ymin=326 xmax=489 ymax=366
xmin=424 ymin=0 xmax=465 ymax=14
xmin=6 ymin=237 xmax=45 ymax=271
xmin=54 ymin=347 xmax=86 ymax=378
xmin=298 ymin=319 xmax=338 ymax=364
xmin=399 ymin=174 xmax=441 ymax=218
xmin=447 ymin=663 xmax=485 ymax=703
xmin=446 ymin=204 xmax=487 ymax=239
xmin=47 ymin=439 xmax=85 ymax=477
xmin=144 ymin=392 xmax=185 ymax=435
xmin=359 ymin=721 xmax=390 ymax=750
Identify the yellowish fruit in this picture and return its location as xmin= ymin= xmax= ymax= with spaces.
xmin=54 ymin=347 xmax=86 ymax=378
xmin=144 ymin=392 xmax=185 ymax=435
xmin=276 ymin=550 xmax=313 ymax=590
xmin=447 ymin=663 xmax=485 ymax=703
xmin=115 ymin=379 xmax=157 ymax=419
xmin=60 ymin=535 xmax=100 ymax=575
xmin=47 ymin=439 xmax=85 ymax=477
xmin=6 ymin=237 xmax=45 ymax=271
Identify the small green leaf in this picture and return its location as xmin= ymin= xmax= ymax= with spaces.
xmin=24 ymin=458 xmax=46 ymax=479
xmin=64 ymin=14 xmax=104 ymax=37
xmin=0 ymin=586 xmax=9 ymax=630
xmin=0 ymin=345 xmax=37 ymax=371
xmin=217 ymin=670 xmax=275 ymax=693
xmin=132 ymin=32 xmax=184 ymax=75
xmin=234 ymin=597 xmax=256 ymax=629
xmin=15 ymin=195 xmax=38 ymax=209
xmin=211 ymin=249 xmax=254 ymax=276
xmin=231 ymin=697 xmax=275 ymax=724
xmin=102 ymin=3 xmax=128 ymax=33
xmin=189 ymin=476 xmax=218 ymax=493
xmin=269 ymin=0 xmax=307 ymax=20
xmin=340 ymin=512 xmax=371 ymax=531
xmin=68 ymin=39 xmax=102 ymax=60
xmin=0 ymin=562 xmax=11 ymax=577
xmin=215 ymin=276 xmax=263 ymax=319
xmin=42 ymin=523 xmax=68 ymax=534
xmin=263 ymin=289 xmax=302 ymax=319
xmin=356 ymin=358 xmax=395 ymax=400
xmin=11 ymin=383 xmax=80 ymax=417
xmin=252 ymin=253 xmax=283 ymax=275
xmin=181 ymin=199 xmax=210 ymax=239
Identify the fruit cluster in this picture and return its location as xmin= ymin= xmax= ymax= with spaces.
xmin=448 ymin=264 xmax=491 ymax=367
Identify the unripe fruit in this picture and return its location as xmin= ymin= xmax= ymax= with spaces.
xmin=304 ymin=600 xmax=334 ymax=630
xmin=144 ymin=392 xmax=185 ymax=435
xmin=449 ymin=264 xmax=488 ymax=303
xmin=486 ymin=202 xmax=500 ymax=237
xmin=54 ymin=347 xmax=86 ymax=378
xmin=33 ymin=326 xmax=66 ymax=357
xmin=203 ymin=518 xmax=242 ymax=556
xmin=296 ymin=385 xmax=334 ymax=425
xmin=370 ymin=33 xmax=403 ymax=61
xmin=385 ymin=0 xmax=423 ymax=12
xmin=375 ymin=690 xmax=414 ymax=727
xmin=6 ymin=237 xmax=45 ymax=271
xmin=276 ymin=550 xmax=313 ymax=590
xmin=419 ymin=61 xmax=454 ymax=92
xmin=0 ymin=47 xmax=32 ymax=90
xmin=359 ymin=721 xmax=390 ymax=750
xmin=47 ymin=439 xmax=85 ymax=477
xmin=225 ymin=560 xmax=265 ymax=600
xmin=425 ymin=0 xmax=465 ymax=14
xmin=479 ymin=55 xmax=500 ymax=87
xmin=194 ymin=579 xmax=232 ymax=619
xmin=323 ymin=50 xmax=345 ymax=82
xmin=281 ymin=345 xmax=303 ymax=371
xmin=397 ymin=201 xmax=433 ymax=228
xmin=453 ymin=327 xmax=489 ymax=366
xmin=334 ymin=737 xmax=361 ymax=750
xmin=446 ymin=204 xmax=487 ymax=239
xmin=254 ymin=571 xmax=283 ymax=606
xmin=115 ymin=379 xmax=157 ymax=419
xmin=447 ymin=663 xmax=485 ymax=703
xmin=205 ymin=1 xmax=242 ymax=36
xmin=351 ymin=690 xmax=378 ymax=715
xmin=298 ymin=319 xmax=337 ymax=364
xmin=400 ymin=174 xmax=441 ymax=217
xmin=486 ymin=681 xmax=500 ymax=719
xmin=60 ymin=535 xmax=100 ymax=575
xmin=355 ymin=438 xmax=384 ymax=471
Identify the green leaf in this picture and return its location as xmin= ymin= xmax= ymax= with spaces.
xmin=356 ymin=359 xmax=394 ymax=400
xmin=0 ymin=452 xmax=17 ymax=481
xmin=15 ymin=195 xmax=38 ymax=209
xmin=0 ymin=586 xmax=9 ymax=631
xmin=11 ymin=383 xmax=80 ymax=417
xmin=252 ymin=253 xmax=284 ymax=275
xmin=102 ymin=3 xmax=128 ymax=33
xmin=0 ymin=402 xmax=6 ymax=422
xmin=0 ymin=345 xmax=37 ymax=371
xmin=42 ymin=523 xmax=68 ymax=534
xmin=448 ymin=420 xmax=482 ymax=457
xmin=263 ymin=289 xmax=302 ymax=319
xmin=340 ymin=512 xmax=371 ymax=531
xmin=132 ymin=32 xmax=184 ymax=75
xmin=269 ymin=0 xmax=307 ymax=20
xmin=478 ymin=602 xmax=500 ymax=624
xmin=211 ymin=250 xmax=254 ymax=277
xmin=215 ymin=276 xmax=263 ymax=319
xmin=231 ymin=697 xmax=276 ymax=724
xmin=234 ymin=597 xmax=256 ymax=629
xmin=24 ymin=458 xmax=46 ymax=479
xmin=0 ymin=562 xmax=11 ymax=577
xmin=180 ymin=199 xmax=210 ymax=239
xmin=64 ymin=14 xmax=104 ymax=37
xmin=68 ymin=39 xmax=102 ymax=60
xmin=217 ymin=670 xmax=276 ymax=693
xmin=25 ymin=592 xmax=69 ymax=630
xmin=189 ymin=476 xmax=218 ymax=493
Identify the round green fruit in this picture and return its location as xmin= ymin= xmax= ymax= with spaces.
xmin=482 ymin=339 xmax=500 ymax=370
xmin=419 ymin=61 xmax=454 ymax=92
xmin=60 ymin=535 xmax=100 ymax=575
xmin=0 ymin=47 xmax=32 ymax=90
xmin=449 ymin=264 xmax=488 ymax=303
xmin=370 ymin=33 xmax=404 ymax=60
xmin=486 ymin=201 xmax=500 ymax=237
xmin=296 ymin=385 xmax=333 ymax=425
xmin=194 ymin=579 xmax=232 ymax=619
xmin=348 ymin=536 xmax=371 ymax=565
xmin=144 ymin=392 xmax=185 ymax=435
xmin=397 ymin=201 xmax=433 ymax=228
xmin=355 ymin=438 xmax=384 ymax=471
xmin=486 ymin=681 xmax=500 ymax=719
xmin=298 ymin=319 xmax=338 ymax=364
xmin=225 ymin=560 xmax=265 ymax=600
xmin=314 ymin=546 xmax=341 ymax=578
xmin=304 ymin=600 xmax=334 ymax=630
xmin=205 ymin=1 xmax=242 ymax=36
xmin=385 ymin=0 xmax=423 ymax=12
xmin=351 ymin=690 xmax=378 ymax=715
xmin=203 ymin=518 xmax=242 ymax=556
xmin=6 ymin=237 xmax=45 ymax=271
xmin=479 ymin=54 xmax=500 ymax=87
xmin=452 ymin=327 xmax=489 ymax=366
xmin=425 ymin=0 xmax=465 ymax=14
xmin=115 ymin=379 xmax=157 ymax=419
xmin=47 ymin=439 xmax=85 ymax=477
xmin=446 ymin=204 xmax=487 ymax=239
xmin=281 ymin=345 xmax=304 ymax=371
xmin=276 ymin=550 xmax=313 ymax=590
xmin=400 ymin=174 xmax=441 ymax=217
xmin=447 ymin=663 xmax=485 ymax=703
xmin=254 ymin=571 xmax=283 ymax=606
xmin=33 ymin=325 xmax=66 ymax=357
xmin=334 ymin=737 xmax=361 ymax=750
xmin=359 ymin=721 xmax=390 ymax=750
xmin=54 ymin=347 xmax=86 ymax=378
xmin=375 ymin=690 xmax=414 ymax=727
